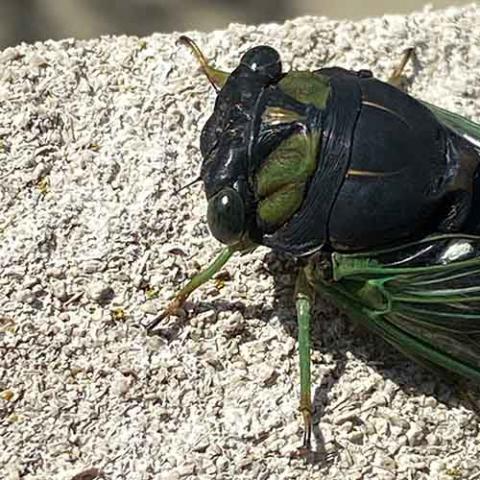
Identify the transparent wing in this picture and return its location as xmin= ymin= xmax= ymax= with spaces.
xmin=422 ymin=100 xmax=480 ymax=150
xmin=316 ymin=235 xmax=480 ymax=382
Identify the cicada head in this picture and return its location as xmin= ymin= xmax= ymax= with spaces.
xmin=182 ymin=37 xmax=330 ymax=250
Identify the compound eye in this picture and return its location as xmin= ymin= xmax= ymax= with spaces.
xmin=240 ymin=46 xmax=282 ymax=81
xmin=207 ymin=188 xmax=245 ymax=245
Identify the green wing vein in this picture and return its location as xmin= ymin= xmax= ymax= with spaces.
xmin=316 ymin=234 xmax=480 ymax=383
xmin=422 ymin=100 xmax=480 ymax=147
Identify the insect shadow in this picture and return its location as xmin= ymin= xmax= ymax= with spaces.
xmin=166 ymin=248 xmax=479 ymax=466
xmin=188 ymin=249 xmax=480 ymax=465
xmin=261 ymin=251 xmax=480 ymax=461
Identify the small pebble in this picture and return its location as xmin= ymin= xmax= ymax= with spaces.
xmin=50 ymin=280 xmax=68 ymax=301
xmin=86 ymin=280 xmax=114 ymax=303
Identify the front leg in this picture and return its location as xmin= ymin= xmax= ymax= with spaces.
xmin=146 ymin=246 xmax=236 ymax=331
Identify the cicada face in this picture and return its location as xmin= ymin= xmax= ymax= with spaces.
xmin=199 ymin=46 xmax=329 ymax=250
xmin=199 ymin=45 xmax=282 ymax=246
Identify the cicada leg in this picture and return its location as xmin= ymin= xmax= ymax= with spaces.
xmin=388 ymin=47 xmax=415 ymax=91
xmin=146 ymin=246 xmax=236 ymax=332
xmin=179 ymin=35 xmax=229 ymax=91
xmin=295 ymin=266 xmax=316 ymax=450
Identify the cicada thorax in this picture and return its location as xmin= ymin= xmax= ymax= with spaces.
xmin=326 ymin=69 xmax=480 ymax=252
xmin=251 ymin=73 xmax=330 ymax=234
xmin=259 ymin=68 xmax=363 ymax=255
xmin=259 ymin=67 xmax=480 ymax=255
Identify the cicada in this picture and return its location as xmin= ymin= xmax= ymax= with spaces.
xmin=147 ymin=37 xmax=480 ymax=449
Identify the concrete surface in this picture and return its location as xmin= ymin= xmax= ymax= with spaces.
xmin=0 ymin=0 xmax=473 ymax=47
xmin=1 ymin=4 xmax=480 ymax=480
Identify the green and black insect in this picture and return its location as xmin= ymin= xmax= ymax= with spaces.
xmin=147 ymin=37 xmax=480 ymax=449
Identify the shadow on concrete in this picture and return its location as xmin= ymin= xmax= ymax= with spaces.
xmin=169 ymin=249 xmax=480 ymax=468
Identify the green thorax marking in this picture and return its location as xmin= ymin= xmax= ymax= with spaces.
xmin=256 ymin=130 xmax=320 ymax=197
xmin=256 ymin=129 xmax=321 ymax=229
xmin=278 ymin=71 xmax=331 ymax=109
xmin=254 ymin=72 xmax=330 ymax=230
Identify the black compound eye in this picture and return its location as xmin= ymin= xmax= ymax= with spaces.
xmin=240 ymin=46 xmax=282 ymax=81
xmin=207 ymin=188 xmax=245 ymax=245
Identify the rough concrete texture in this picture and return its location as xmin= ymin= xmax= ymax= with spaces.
xmin=1 ymin=4 xmax=480 ymax=480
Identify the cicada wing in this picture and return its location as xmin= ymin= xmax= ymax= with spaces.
xmin=317 ymin=234 xmax=480 ymax=383
xmin=422 ymin=100 xmax=480 ymax=150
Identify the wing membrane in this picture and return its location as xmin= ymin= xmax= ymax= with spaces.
xmin=422 ymin=100 xmax=480 ymax=149
xmin=316 ymin=235 xmax=480 ymax=382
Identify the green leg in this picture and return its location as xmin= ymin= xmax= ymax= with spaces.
xmin=146 ymin=246 xmax=236 ymax=331
xmin=388 ymin=47 xmax=415 ymax=91
xmin=295 ymin=266 xmax=315 ymax=449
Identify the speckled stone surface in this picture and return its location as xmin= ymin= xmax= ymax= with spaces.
xmin=1 ymin=5 xmax=480 ymax=480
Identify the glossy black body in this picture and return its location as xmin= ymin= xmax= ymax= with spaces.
xmin=200 ymin=49 xmax=480 ymax=256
